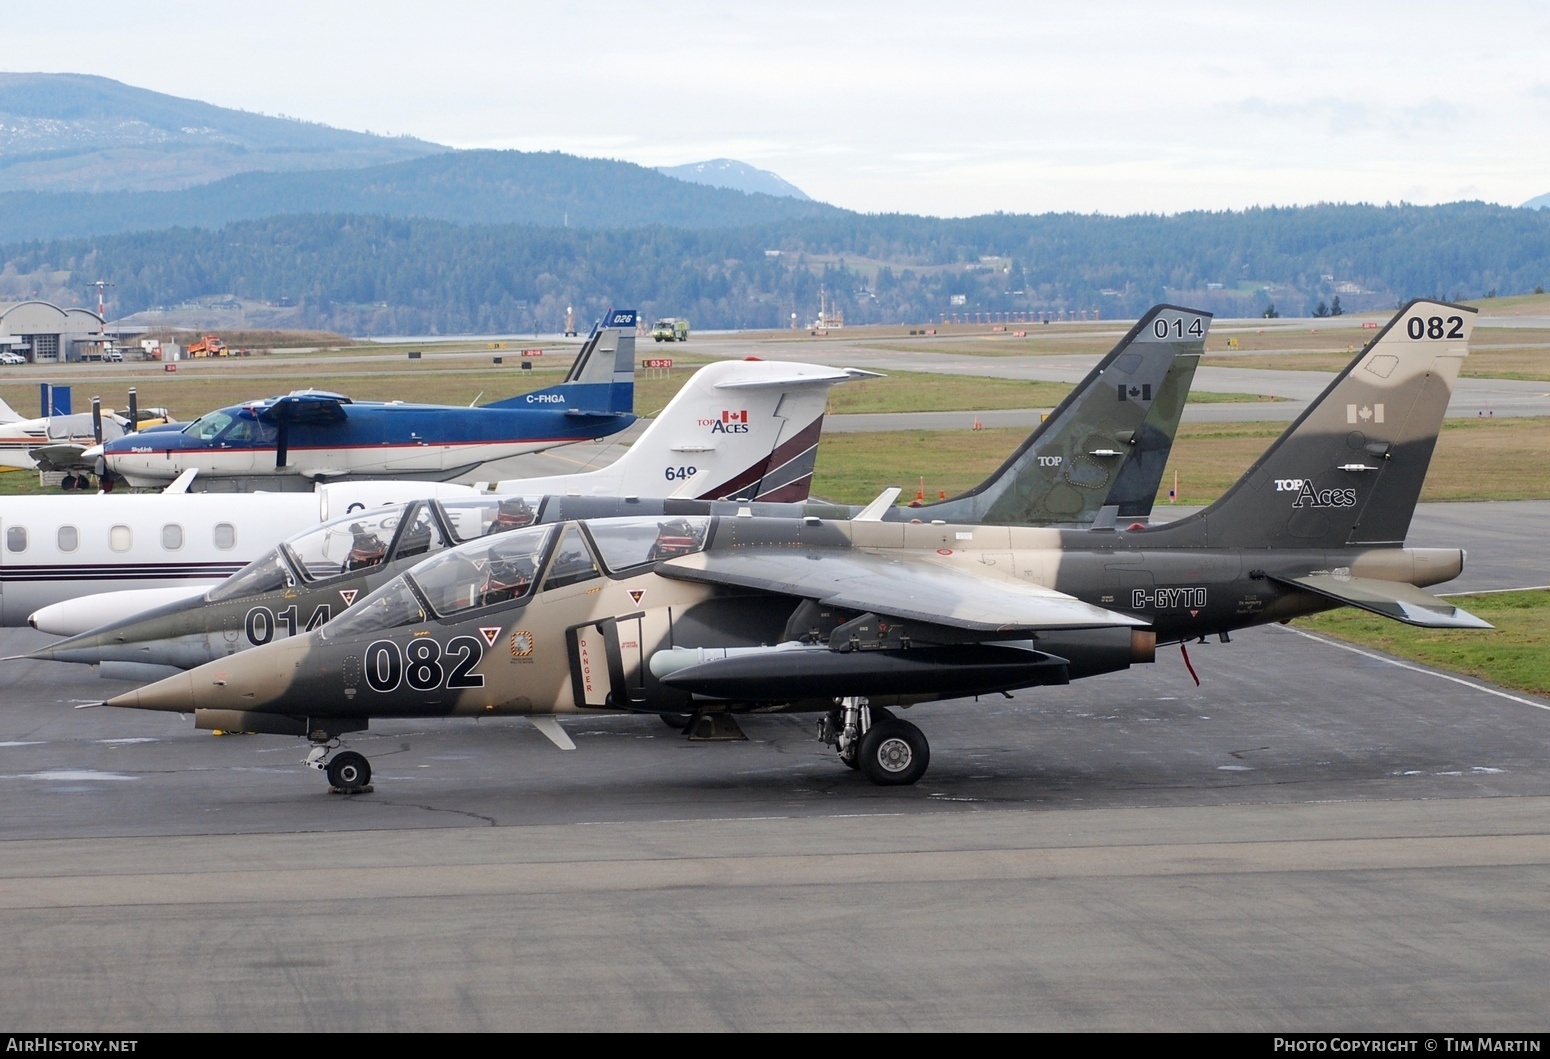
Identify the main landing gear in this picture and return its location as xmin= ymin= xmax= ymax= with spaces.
xmin=819 ymin=696 xmax=930 ymax=786
xmin=307 ymin=742 xmax=373 ymax=794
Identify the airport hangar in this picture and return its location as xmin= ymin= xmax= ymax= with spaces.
xmin=0 ymin=299 xmax=118 ymax=363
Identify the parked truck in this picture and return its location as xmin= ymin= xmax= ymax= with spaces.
xmin=650 ymin=317 xmax=690 ymax=342
xmin=187 ymin=334 xmax=227 ymax=357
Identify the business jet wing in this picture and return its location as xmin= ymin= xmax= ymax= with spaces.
xmin=657 ymin=548 xmax=1144 ymax=632
xmin=1267 ymin=573 xmax=1493 ymax=629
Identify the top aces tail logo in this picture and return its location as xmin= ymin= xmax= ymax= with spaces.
xmin=1275 ymin=478 xmax=1357 ymax=509
xmin=710 ymin=409 xmax=750 ymax=434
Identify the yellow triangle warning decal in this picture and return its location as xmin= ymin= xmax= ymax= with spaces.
xmin=478 ymin=626 xmax=502 ymax=647
xmin=628 ymin=589 xmax=645 ymax=605
xmin=339 ymin=589 xmax=358 ymax=606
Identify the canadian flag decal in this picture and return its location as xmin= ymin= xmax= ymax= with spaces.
xmin=722 ymin=409 xmax=748 ymax=424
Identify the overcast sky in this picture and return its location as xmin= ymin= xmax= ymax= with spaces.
xmin=10 ymin=1 xmax=1549 ymax=217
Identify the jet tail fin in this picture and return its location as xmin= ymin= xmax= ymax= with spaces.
xmin=488 ymin=360 xmax=863 ymax=502
xmin=909 ymin=304 xmax=1208 ymax=525
xmin=485 ymin=308 xmax=637 ymax=416
xmin=1158 ymin=299 xmax=1474 ymax=551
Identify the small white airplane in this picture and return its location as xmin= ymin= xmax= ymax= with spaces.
xmin=0 ymin=406 xmax=171 ymax=473
xmin=18 ymin=358 xmax=863 ymax=632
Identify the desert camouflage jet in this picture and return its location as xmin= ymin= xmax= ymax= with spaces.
xmin=37 ymin=306 xmax=1206 ymax=679
xmin=99 ymin=300 xmax=1484 ymax=791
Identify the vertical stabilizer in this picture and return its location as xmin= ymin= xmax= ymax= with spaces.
xmin=911 ymin=304 xmax=1208 ymax=525
xmin=485 ymin=308 xmax=637 ymax=416
xmin=1165 ymin=299 xmax=1474 ymax=550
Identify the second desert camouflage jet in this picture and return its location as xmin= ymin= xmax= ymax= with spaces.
xmin=102 ymin=301 xmax=1482 ymax=792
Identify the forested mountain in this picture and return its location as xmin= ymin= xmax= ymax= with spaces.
xmin=657 ymin=159 xmax=812 ymax=200
xmin=4 ymin=202 xmax=1544 ymax=335
xmin=0 ymin=150 xmax=843 ymax=243
xmin=0 ymin=73 xmax=446 ymax=193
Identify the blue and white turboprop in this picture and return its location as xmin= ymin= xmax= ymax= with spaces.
xmin=90 ymin=309 xmax=640 ymax=489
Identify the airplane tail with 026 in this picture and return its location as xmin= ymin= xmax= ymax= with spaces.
xmin=482 ymin=308 xmax=636 ymax=417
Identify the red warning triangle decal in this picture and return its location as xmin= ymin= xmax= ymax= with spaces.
xmin=628 ymin=589 xmax=645 ymax=605
xmin=1189 ymin=609 xmax=1199 ymax=617
xmin=339 ymin=589 xmax=358 ymax=606
xmin=478 ymin=626 xmax=502 ymax=647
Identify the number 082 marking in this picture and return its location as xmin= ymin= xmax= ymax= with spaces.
xmin=1406 ymin=315 xmax=1464 ymax=340
xmin=363 ymin=636 xmax=486 ymax=693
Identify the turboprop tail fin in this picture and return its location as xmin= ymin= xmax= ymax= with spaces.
xmin=1161 ymin=299 xmax=1474 ymax=551
xmin=910 ymin=304 xmax=1207 ymax=525
xmin=485 ymin=308 xmax=637 ymax=416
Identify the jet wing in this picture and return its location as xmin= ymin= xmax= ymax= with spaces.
xmin=658 ymin=548 xmax=1145 ymax=632
xmin=1271 ymin=573 xmax=1493 ymax=629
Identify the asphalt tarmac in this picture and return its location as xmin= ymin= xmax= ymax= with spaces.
xmin=1 ymin=503 xmax=1547 ymax=1031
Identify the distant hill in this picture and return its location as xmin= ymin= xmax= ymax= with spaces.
xmin=657 ymin=159 xmax=811 ymax=200
xmin=0 ymin=72 xmax=448 ymax=193
xmin=1524 ymin=192 xmax=1550 ymax=210
xmin=7 ymin=201 xmax=1546 ymax=336
xmin=0 ymin=149 xmax=843 ymax=242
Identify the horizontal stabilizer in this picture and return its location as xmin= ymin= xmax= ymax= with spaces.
xmin=1272 ymin=573 xmax=1493 ymax=629
xmin=660 ymin=548 xmax=1146 ymax=632
xmin=855 ymin=488 xmax=903 ymax=521
xmin=713 ymin=366 xmax=874 ymax=389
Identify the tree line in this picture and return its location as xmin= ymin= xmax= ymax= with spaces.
xmin=2 ymin=201 xmax=1546 ymax=334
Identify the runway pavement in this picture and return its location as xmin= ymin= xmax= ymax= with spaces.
xmin=0 ymin=502 xmax=1547 ymax=1031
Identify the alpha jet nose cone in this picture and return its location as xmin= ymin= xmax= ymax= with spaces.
xmin=104 ymin=637 xmax=309 ymax=715
xmin=105 ymin=670 xmax=199 ymax=714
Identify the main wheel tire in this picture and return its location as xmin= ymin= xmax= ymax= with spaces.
xmin=857 ymin=720 xmax=929 ymax=786
xmin=327 ymin=751 xmax=372 ymax=791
